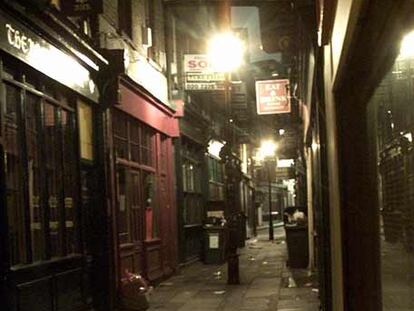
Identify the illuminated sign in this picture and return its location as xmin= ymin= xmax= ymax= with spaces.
xmin=0 ymin=11 xmax=99 ymax=102
xmin=256 ymin=79 xmax=290 ymax=115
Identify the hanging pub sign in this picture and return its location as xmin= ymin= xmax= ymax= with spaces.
xmin=60 ymin=0 xmax=103 ymax=16
xmin=183 ymin=54 xmax=225 ymax=91
xmin=255 ymin=79 xmax=290 ymax=115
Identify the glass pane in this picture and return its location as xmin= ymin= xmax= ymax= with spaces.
xmin=130 ymin=120 xmax=140 ymax=162
xmin=77 ymin=101 xmax=94 ymax=161
xmin=62 ymin=110 xmax=78 ymax=254
xmin=141 ymin=126 xmax=154 ymax=166
xmin=144 ymin=172 xmax=156 ymax=239
xmin=188 ymin=164 xmax=194 ymax=192
xmin=113 ymin=110 xmax=128 ymax=159
xmin=117 ymin=167 xmax=129 ymax=244
xmin=182 ymin=163 xmax=187 ymax=192
xmin=5 ymin=83 xmax=26 ymax=265
xmin=130 ymin=171 xmax=142 ymax=242
xmin=26 ymin=93 xmax=43 ymax=261
xmin=368 ymin=37 xmax=414 ymax=310
xmin=113 ymin=110 xmax=127 ymax=138
xmin=44 ymin=103 xmax=63 ymax=257
xmin=115 ymin=137 xmax=128 ymax=159
xmin=131 ymin=143 xmax=140 ymax=162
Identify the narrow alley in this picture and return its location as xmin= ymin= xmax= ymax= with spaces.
xmin=148 ymin=228 xmax=319 ymax=311
xmin=2 ymin=1 xmax=414 ymax=311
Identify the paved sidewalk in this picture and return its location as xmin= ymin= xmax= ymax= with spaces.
xmin=148 ymin=228 xmax=320 ymax=311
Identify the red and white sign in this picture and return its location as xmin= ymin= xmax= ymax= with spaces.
xmin=255 ymin=79 xmax=290 ymax=115
xmin=183 ymin=54 xmax=225 ymax=91
xmin=184 ymin=54 xmax=212 ymax=73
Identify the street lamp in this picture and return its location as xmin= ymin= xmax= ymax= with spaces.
xmin=207 ymin=32 xmax=244 ymax=72
xmin=258 ymin=140 xmax=278 ymax=241
xmin=207 ymin=32 xmax=244 ymax=285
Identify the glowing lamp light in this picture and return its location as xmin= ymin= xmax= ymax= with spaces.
xmin=207 ymin=32 xmax=244 ymax=72
xmin=257 ymin=140 xmax=278 ymax=161
xmin=208 ymin=140 xmax=225 ymax=159
xmin=400 ymin=30 xmax=414 ymax=58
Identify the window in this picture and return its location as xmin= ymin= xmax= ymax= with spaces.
xmin=181 ymin=143 xmax=203 ymax=225
xmin=77 ymin=101 xmax=94 ymax=161
xmin=144 ymin=171 xmax=157 ymax=240
xmin=117 ymin=167 xmax=129 ymax=244
xmin=5 ymin=83 xmax=27 ymax=265
xmin=112 ymin=109 xmax=155 ymax=167
xmin=368 ymin=32 xmax=414 ymax=310
xmin=113 ymin=111 xmax=128 ymax=159
xmin=130 ymin=122 xmax=140 ymax=162
xmin=118 ymin=0 xmax=132 ymax=38
xmin=3 ymin=70 xmax=80 ymax=266
xmin=141 ymin=126 xmax=154 ymax=166
xmin=207 ymin=156 xmax=224 ymax=201
xmin=112 ymin=110 xmax=160 ymax=243
xmin=26 ymin=93 xmax=42 ymax=261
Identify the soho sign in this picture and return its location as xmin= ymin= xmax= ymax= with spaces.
xmin=6 ymin=23 xmax=36 ymax=54
xmin=184 ymin=54 xmax=213 ymax=73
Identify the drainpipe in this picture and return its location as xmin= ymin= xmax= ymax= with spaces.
xmin=306 ymin=146 xmax=315 ymax=270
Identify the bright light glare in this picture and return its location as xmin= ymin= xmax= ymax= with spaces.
xmin=207 ymin=32 xmax=244 ymax=72
xmin=278 ymin=159 xmax=294 ymax=168
xmin=400 ymin=31 xmax=414 ymax=58
xmin=258 ymin=140 xmax=277 ymax=159
xmin=208 ymin=140 xmax=225 ymax=159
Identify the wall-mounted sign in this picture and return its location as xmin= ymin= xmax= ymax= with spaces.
xmin=61 ymin=0 xmax=103 ymax=16
xmin=183 ymin=54 xmax=225 ymax=91
xmin=256 ymin=79 xmax=290 ymax=115
xmin=0 ymin=10 xmax=99 ymax=102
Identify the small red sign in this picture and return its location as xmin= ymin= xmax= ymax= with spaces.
xmin=256 ymin=79 xmax=290 ymax=115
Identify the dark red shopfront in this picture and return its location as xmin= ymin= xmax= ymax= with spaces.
xmin=111 ymin=79 xmax=178 ymax=283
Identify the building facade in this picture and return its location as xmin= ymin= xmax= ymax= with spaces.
xmin=0 ymin=1 xmax=112 ymax=311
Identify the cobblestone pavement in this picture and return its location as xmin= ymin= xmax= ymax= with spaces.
xmin=148 ymin=228 xmax=320 ymax=311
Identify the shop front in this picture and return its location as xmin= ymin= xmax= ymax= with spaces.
xmin=0 ymin=5 xmax=109 ymax=311
xmin=112 ymin=78 xmax=179 ymax=282
xmin=319 ymin=0 xmax=414 ymax=309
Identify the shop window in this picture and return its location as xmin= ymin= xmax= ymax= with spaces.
xmin=117 ymin=167 xmax=129 ymax=244
xmin=113 ymin=110 xmax=128 ymax=160
xmin=130 ymin=122 xmax=140 ymax=162
xmin=144 ymin=171 xmax=158 ymax=240
xmin=77 ymin=101 xmax=94 ymax=161
xmin=183 ymin=194 xmax=203 ymax=225
xmin=112 ymin=110 xmax=155 ymax=167
xmin=130 ymin=171 xmax=143 ymax=242
xmin=62 ymin=110 xmax=78 ymax=254
xmin=3 ymin=73 xmax=81 ymax=266
xmin=26 ymin=93 xmax=43 ymax=261
xmin=5 ymin=83 xmax=27 ymax=265
xmin=44 ymin=103 xmax=63 ymax=257
xmin=207 ymin=156 xmax=224 ymax=201
xmin=141 ymin=126 xmax=154 ymax=167
xmin=368 ymin=31 xmax=414 ymax=310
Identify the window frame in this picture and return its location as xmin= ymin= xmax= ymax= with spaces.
xmin=2 ymin=62 xmax=82 ymax=267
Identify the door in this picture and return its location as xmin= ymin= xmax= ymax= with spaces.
xmin=116 ymin=167 xmax=144 ymax=278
